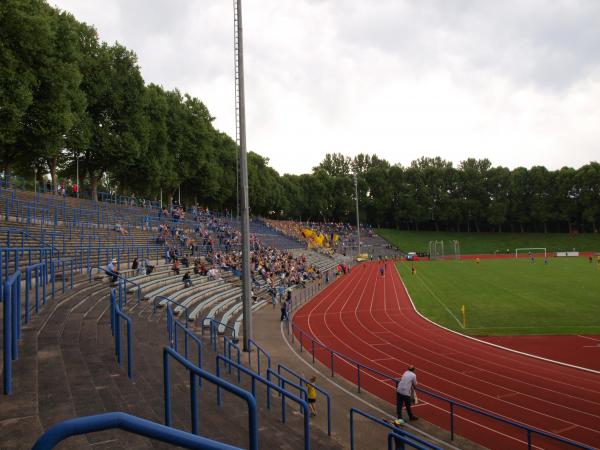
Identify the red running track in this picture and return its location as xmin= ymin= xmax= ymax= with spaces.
xmin=293 ymin=262 xmax=600 ymax=450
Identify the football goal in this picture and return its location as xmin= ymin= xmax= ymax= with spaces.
xmin=429 ymin=240 xmax=444 ymax=260
xmin=515 ymin=248 xmax=547 ymax=259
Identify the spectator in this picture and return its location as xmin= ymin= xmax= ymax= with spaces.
xmin=131 ymin=257 xmax=139 ymax=275
xmin=182 ymin=271 xmax=192 ymax=288
xmin=115 ymin=222 xmax=129 ymax=236
xmin=307 ymin=376 xmax=318 ymax=417
xmin=172 ymin=258 xmax=180 ymax=276
xmin=396 ymin=366 xmax=418 ymax=422
xmin=144 ymin=258 xmax=155 ymax=275
xmin=106 ymin=259 xmax=119 ymax=283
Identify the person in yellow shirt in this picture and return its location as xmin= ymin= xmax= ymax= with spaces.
xmin=307 ymin=376 xmax=317 ymax=417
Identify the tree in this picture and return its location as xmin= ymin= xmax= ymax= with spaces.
xmin=0 ymin=0 xmax=53 ymax=176
xmin=21 ymin=7 xmax=85 ymax=191
xmin=67 ymin=41 xmax=147 ymax=200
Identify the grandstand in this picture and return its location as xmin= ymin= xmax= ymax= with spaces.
xmin=3 ymin=185 xmax=465 ymax=449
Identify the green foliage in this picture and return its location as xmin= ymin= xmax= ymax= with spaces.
xmin=397 ymin=258 xmax=600 ymax=335
xmin=3 ymin=0 xmax=600 ymax=229
xmin=378 ymin=228 xmax=600 ymax=254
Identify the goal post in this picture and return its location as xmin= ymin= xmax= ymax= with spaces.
xmin=515 ymin=248 xmax=547 ymax=259
xmin=429 ymin=240 xmax=444 ymax=260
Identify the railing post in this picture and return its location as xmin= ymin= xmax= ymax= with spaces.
xmin=349 ymin=410 xmax=355 ymax=450
xmin=190 ymin=372 xmax=198 ymax=435
xmin=163 ymin=350 xmax=171 ymax=426
xmin=126 ymin=318 xmax=133 ymax=379
xmin=330 ymin=350 xmax=334 ymax=377
xmin=3 ymin=281 xmax=11 ymax=394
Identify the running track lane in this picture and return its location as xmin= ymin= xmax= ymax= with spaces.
xmin=293 ymin=262 xmax=600 ymax=450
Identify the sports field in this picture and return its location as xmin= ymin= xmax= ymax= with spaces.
xmin=397 ymin=257 xmax=600 ymax=335
xmin=379 ymin=229 xmax=600 ymax=255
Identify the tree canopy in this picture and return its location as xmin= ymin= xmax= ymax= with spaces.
xmin=1 ymin=0 xmax=599 ymax=233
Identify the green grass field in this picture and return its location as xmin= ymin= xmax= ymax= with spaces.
xmin=378 ymin=229 xmax=600 ymax=255
xmin=397 ymin=257 xmax=600 ymax=335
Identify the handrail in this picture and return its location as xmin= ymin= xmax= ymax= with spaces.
xmin=293 ymin=323 xmax=595 ymax=450
xmin=31 ymin=412 xmax=243 ymax=450
xmin=172 ymin=318 xmax=203 ymax=380
xmin=110 ymin=291 xmax=133 ymax=379
xmin=222 ymin=335 xmax=241 ymax=382
xmin=3 ymin=270 xmax=21 ymax=394
xmin=387 ymin=432 xmax=441 ymax=450
xmin=153 ymin=295 xmax=189 ymax=324
xmin=25 ymin=262 xmax=47 ymax=322
xmin=266 ymin=368 xmax=307 ymax=412
xmin=92 ymin=266 xmax=141 ymax=303
xmin=215 ymin=355 xmax=310 ymax=450
xmin=164 ymin=347 xmax=258 ymax=449
xmin=277 ymin=363 xmax=332 ymax=436
xmin=206 ymin=318 xmax=236 ymax=350
xmin=247 ymin=338 xmax=271 ymax=376
xmin=350 ymin=408 xmax=441 ymax=450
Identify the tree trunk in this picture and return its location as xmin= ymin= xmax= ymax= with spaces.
xmin=90 ymin=174 xmax=99 ymax=202
xmin=519 ymin=223 xmax=524 ymax=233
xmin=475 ymin=221 xmax=480 ymax=233
xmin=49 ymin=157 xmax=58 ymax=195
xmin=543 ymin=222 xmax=548 ymax=233
xmin=434 ymin=221 xmax=439 ymax=232
xmin=167 ymin=193 xmax=173 ymax=208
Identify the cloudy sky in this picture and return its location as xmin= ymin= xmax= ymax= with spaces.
xmin=51 ymin=0 xmax=600 ymax=175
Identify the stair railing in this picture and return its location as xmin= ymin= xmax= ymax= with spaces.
xmin=163 ymin=347 xmax=258 ymax=450
xmin=31 ymin=412 xmax=242 ymax=450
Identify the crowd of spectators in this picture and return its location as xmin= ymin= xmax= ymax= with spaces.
xmin=146 ymin=204 xmax=325 ymax=303
xmin=264 ymin=219 xmax=375 ymax=256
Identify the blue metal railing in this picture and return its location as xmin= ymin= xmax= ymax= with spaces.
xmin=293 ymin=323 xmax=595 ymax=450
xmin=92 ymin=266 xmax=141 ymax=303
xmin=154 ymin=295 xmax=190 ymax=324
xmin=110 ymin=290 xmax=133 ymax=379
xmin=25 ymin=262 xmax=47 ymax=321
xmin=172 ymin=318 xmax=203 ymax=375
xmin=215 ymin=355 xmax=310 ymax=450
xmin=266 ymin=368 xmax=306 ymax=411
xmin=205 ymin=318 xmax=237 ymax=350
xmin=350 ymin=408 xmax=442 ymax=450
xmin=247 ymin=339 xmax=271 ymax=376
xmin=163 ymin=347 xmax=258 ymax=449
xmin=388 ymin=432 xmax=441 ymax=450
xmin=3 ymin=270 xmax=21 ymax=394
xmin=31 ymin=412 xmax=242 ymax=450
xmin=277 ymin=363 xmax=332 ymax=436
xmin=222 ymin=335 xmax=241 ymax=382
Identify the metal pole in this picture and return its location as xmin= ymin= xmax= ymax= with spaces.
xmin=178 ymin=185 xmax=181 ymax=204
xmin=160 ymin=188 xmax=163 ymax=209
xmin=76 ymin=155 xmax=79 ymax=198
xmin=235 ymin=0 xmax=252 ymax=351
xmin=354 ymin=174 xmax=360 ymax=255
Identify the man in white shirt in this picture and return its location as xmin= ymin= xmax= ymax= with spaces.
xmin=396 ymin=365 xmax=418 ymax=422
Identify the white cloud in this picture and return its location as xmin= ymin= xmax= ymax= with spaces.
xmin=52 ymin=0 xmax=600 ymax=174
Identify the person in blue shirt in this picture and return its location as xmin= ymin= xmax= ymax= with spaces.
xmin=106 ymin=259 xmax=119 ymax=283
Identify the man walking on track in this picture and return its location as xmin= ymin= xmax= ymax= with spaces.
xmin=396 ymin=365 xmax=418 ymax=422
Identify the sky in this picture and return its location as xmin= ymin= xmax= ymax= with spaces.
xmin=51 ymin=0 xmax=600 ymax=175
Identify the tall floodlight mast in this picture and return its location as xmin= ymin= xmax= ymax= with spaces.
xmin=354 ymin=173 xmax=361 ymax=255
xmin=234 ymin=0 xmax=252 ymax=351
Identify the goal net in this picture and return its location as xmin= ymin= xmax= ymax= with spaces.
xmin=515 ymin=248 xmax=547 ymax=259
xmin=429 ymin=240 xmax=444 ymax=260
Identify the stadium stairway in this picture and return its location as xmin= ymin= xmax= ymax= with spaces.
xmin=0 ymin=274 xmax=345 ymax=449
